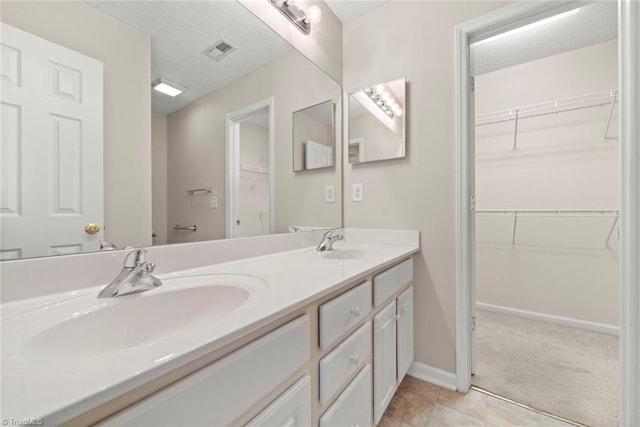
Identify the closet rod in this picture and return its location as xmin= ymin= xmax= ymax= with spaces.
xmin=475 ymin=209 xmax=619 ymax=247
xmin=475 ymin=209 xmax=619 ymax=217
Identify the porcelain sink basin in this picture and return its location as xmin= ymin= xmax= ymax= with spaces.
xmin=18 ymin=274 xmax=267 ymax=360
xmin=319 ymin=248 xmax=368 ymax=260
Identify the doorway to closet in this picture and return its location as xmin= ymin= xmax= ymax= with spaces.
xmin=470 ymin=3 xmax=620 ymax=426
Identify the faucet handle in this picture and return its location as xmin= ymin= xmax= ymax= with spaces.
xmin=123 ymin=248 xmax=147 ymax=268
xmin=322 ymin=227 xmax=342 ymax=239
xmin=140 ymin=261 xmax=156 ymax=273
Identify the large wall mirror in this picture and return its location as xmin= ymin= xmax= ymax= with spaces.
xmin=348 ymin=78 xmax=406 ymax=164
xmin=0 ymin=1 xmax=342 ymax=260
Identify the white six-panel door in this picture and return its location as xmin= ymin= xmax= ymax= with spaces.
xmin=305 ymin=139 xmax=332 ymax=169
xmin=0 ymin=23 xmax=103 ymax=259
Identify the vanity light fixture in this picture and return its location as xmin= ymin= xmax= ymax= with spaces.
xmin=151 ymin=77 xmax=185 ymax=97
xmin=364 ymin=85 xmax=403 ymax=118
xmin=268 ymin=0 xmax=322 ymax=35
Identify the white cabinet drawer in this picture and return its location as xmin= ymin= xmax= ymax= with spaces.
xmin=319 ymin=364 xmax=372 ymax=427
xmin=101 ymin=316 xmax=310 ymax=427
xmin=246 ymin=375 xmax=311 ymax=427
xmin=373 ymin=258 xmax=413 ymax=306
xmin=319 ymin=321 xmax=371 ymax=405
xmin=319 ymin=281 xmax=371 ymax=349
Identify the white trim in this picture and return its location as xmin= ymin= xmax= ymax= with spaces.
xmin=619 ymin=0 xmax=640 ymax=424
xmin=408 ymin=362 xmax=456 ymax=391
xmin=456 ymin=2 xmax=639 ymax=424
xmin=225 ymin=98 xmax=275 ymax=238
xmin=476 ymin=302 xmax=619 ymax=336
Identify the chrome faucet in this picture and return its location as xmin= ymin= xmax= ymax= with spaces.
xmin=316 ymin=229 xmax=344 ymax=252
xmin=97 ymin=249 xmax=162 ymax=298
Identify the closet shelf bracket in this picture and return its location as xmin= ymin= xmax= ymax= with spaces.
xmin=603 ymin=91 xmax=618 ymax=143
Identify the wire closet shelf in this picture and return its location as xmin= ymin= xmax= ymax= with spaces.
xmin=475 ymin=89 xmax=618 ymax=126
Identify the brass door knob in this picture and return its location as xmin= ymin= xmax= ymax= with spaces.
xmin=85 ymin=223 xmax=101 ymax=235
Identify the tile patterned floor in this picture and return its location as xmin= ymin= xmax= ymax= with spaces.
xmin=380 ymin=376 xmax=576 ymax=427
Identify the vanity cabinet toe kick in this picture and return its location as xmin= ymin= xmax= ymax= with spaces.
xmin=84 ymin=256 xmax=414 ymax=427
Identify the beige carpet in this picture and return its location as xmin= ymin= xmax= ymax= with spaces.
xmin=472 ymin=309 xmax=619 ymax=427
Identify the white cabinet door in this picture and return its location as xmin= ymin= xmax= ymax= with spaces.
xmin=319 ymin=365 xmax=372 ymax=427
xmin=246 ymin=375 xmax=311 ymax=427
xmin=0 ymin=23 xmax=104 ymax=259
xmin=373 ymin=300 xmax=397 ymax=424
xmin=397 ymin=286 xmax=414 ymax=382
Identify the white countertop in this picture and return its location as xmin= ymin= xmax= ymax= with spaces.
xmin=0 ymin=240 xmax=419 ymax=425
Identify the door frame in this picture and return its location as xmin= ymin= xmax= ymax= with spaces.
xmin=225 ymin=97 xmax=274 ymax=238
xmin=454 ymin=1 xmax=639 ymax=425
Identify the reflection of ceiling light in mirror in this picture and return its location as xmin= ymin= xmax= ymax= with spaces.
xmin=475 ymin=7 xmax=580 ymax=45
xmin=364 ymin=84 xmax=403 ymax=118
xmin=152 ymin=78 xmax=185 ymax=97
xmin=269 ymin=0 xmax=320 ymax=35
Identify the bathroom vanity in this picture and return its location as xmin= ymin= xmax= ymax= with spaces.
xmin=0 ymin=229 xmax=419 ymax=426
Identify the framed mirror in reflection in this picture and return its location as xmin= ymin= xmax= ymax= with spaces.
xmin=348 ymin=78 xmax=406 ymax=164
xmin=293 ymin=100 xmax=335 ymax=171
xmin=0 ymin=1 xmax=342 ymax=261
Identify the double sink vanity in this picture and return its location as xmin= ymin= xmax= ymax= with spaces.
xmin=1 ymin=229 xmax=419 ymax=426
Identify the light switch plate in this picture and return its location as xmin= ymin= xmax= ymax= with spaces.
xmin=209 ymin=195 xmax=218 ymax=209
xmin=352 ymin=183 xmax=364 ymax=202
xmin=325 ymin=185 xmax=335 ymax=203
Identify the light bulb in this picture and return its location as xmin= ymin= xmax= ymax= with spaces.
xmin=395 ymin=107 xmax=404 ymax=117
xmin=374 ymin=84 xmax=384 ymax=94
xmin=304 ymin=5 xmax=322 ymax=24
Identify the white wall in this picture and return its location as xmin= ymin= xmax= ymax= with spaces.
xmin=167 ymin=50 xmax=341 ymax=244
xmin=152 ymin=113 xmax=168 ymax=246
xmin=475 ymin=40 xmax=619 ymax=326
xmin=343 ymin=1 xmax=505 ymax=373
xmin=1 ymin=1 xmax=152 ymax=250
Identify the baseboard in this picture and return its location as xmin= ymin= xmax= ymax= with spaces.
xmin=477 ymin=302 xmax=619 ymax=336
xmin=408 ymin=362 xmax=457 ymax=390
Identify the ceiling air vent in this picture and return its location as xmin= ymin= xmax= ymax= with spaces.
xmin=203 ymin=39 xmax=237 ymax=62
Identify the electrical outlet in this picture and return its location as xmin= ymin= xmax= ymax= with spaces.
xmin=325 ymin=185 xmax=335 ymax=203
xmin=209 ymin=195 xmax=218 ymax=209
xmin=352 ymin=183 xmax=364 ymax=202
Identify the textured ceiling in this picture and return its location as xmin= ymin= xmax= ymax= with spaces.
xmin=87 ymin=1 xmax=292 ymax=115
xmin=325 ymin=0 xmax=388 ymax=23
xmin=472 ymin=2 xmax=617 ymax=76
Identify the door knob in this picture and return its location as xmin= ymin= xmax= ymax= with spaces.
xmin=236 ymin=219 xmax=240 ymax=225
xmin=85 ymin=223 xmax=101 ymax=235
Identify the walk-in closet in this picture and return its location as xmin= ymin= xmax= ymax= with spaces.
xmin=471 ymin=3 xmax=620 ymax=426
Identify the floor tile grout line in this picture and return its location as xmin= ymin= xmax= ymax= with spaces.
xmin=470 ymin=385 xmax=587 ymax=427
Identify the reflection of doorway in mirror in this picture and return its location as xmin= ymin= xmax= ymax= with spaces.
xmin=349 ymin=138 xmax=365 ymax=163
xmin=226 ymin=99 xmax=273 ymax=238
xmin=0 ymin=23 xmax=104 ymax=260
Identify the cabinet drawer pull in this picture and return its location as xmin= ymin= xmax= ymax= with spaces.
xmin=349 ymin=353 xmax=360 ymax=365
xmin=350 ymin=307 xmax=360 ymax=317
